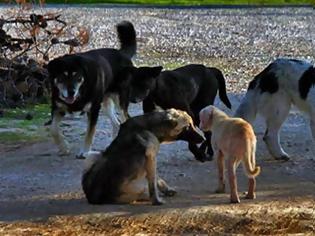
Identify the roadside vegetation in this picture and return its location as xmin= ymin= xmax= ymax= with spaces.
xmin=0 ymin=104 xmax=50 ymax=143
xmin=43 ymin=0 xmax=314 ymax=5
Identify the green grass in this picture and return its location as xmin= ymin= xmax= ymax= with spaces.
xmin=0 ymin=104 xmax=50 ymax=128
xmin=0 ymin=131 xmax=43 ymax=143
xmin=43 ymin=0 xmax=314 ymax=5
xmin=0 ymin=104 xmax=50 ymax=143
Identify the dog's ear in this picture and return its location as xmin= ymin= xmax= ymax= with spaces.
xmin=136 ymin=66 xmax=163 ymax=79
xmin=47 ymin=58 xmax=65 ymax=78
xmin=163 ymin=112 xmax=179 ymax=129
xmin=207 ymin=107 xmax=214 ymax=127
xmin=163 ymin=118 xmax=178 ymax=130
xmin=75 ymin=56 xmax=101 ymax=81
xmin=148 ymin=66 xmax=163 ymax=78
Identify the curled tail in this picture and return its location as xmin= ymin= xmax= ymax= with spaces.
xmin=211 ymin=68 xmax=232 ymax=109
xmin=243 ymin=140 xmax=261 ymax=178
xmin=116 ymin=21 xmax=137 ymax=59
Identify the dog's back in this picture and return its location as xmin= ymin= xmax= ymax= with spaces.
xmin=145 ymin=64 xmax=231 ymax=114
xmin=235 ymin=58 xmax=315 ymax=121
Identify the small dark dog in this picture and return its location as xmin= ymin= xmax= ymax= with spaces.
xmin=82 ymin=108 xmax=205 ymax=205
xmin=47 ymin=21 xmax=161 ymax=158
xmin=127 ymin=64 xmax=232 ymax=162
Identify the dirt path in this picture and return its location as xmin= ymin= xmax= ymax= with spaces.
xmin=0 ymin=95 xmax=314 ymax=235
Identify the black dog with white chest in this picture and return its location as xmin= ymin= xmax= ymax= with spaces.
xmin=82 ymin=109 xmax=205 ymax=205
xmin=127 ymin=64 xmax=232 ymax=162
xmin=47 ymin=21 xmax=162 ymax=158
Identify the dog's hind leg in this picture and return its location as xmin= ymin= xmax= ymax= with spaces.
xmin=50 ymin=111 xmax=70 ymax=156
xmin=262 ymin=93 xmax=291 ymax=161
xmin=76 ymin=105 xmax=100 ymax=159
xmin=228 ymin=157 xmax=241 ymax=203
xmin=103 ymin=95 xmax=125 ymax=138
xmin=234 ymin=90 xmax=257 ymax=124
xmin=145 ymin=141 xmax=164 ymax=205
xmin=245 ymin=178 xmax=256 ymax=200
xmin=157 ymin=176 xmax=176 ymax=197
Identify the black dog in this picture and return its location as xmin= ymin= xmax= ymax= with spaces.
xmin=47 ymin=21 xmax=162 ymax=158
xmin=82 ymin=109 xmax=205 ymax=205
xmin=127 ymin=64 xmax=232 ymax=162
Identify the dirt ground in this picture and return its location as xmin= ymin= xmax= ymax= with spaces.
xmin=0 ymin=5 xmax=315 ymax=235
xmin=0 ymin=95 xmax=315 ymax=235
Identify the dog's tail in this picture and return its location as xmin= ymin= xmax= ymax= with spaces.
xmin=116 ymin=21 xmax=136 ymax=59
xmin=211 ymin=68 xmax=232 ymax=109
xmin=242 ymin=140 xmax=261 ymax=178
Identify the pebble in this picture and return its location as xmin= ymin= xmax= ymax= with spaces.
xmin=0 ymin=6 xmax=313 ymax=93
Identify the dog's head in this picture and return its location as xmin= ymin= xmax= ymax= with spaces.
xmin=162 ymin=108 xmax=205 ymax=143
xmin=48 ymin=55 xmax=91 ymax=104
xmin=127 ymin=66 xmax=163 ymax=103
xmin=199 ymin=105 xmax=215 ymax=132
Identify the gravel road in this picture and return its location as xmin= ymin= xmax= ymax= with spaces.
xmin=0 ymin=5 xmax=314 ymax=235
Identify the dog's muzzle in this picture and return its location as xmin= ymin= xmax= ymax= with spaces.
xmin=178 ymin=126 xmax=205 ymax=143
xmin=61 ymin=95 xmax=78 ymax=104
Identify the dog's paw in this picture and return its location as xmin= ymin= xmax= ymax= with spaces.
xmin=275 ymin=155 xmax=290 ymax=161
xmin=215 ymin=187 xmax=225 ymax=194
xmin=57 ymin=149 xmax=70 ymax=156
xmin=230 ymin=197 xmax=240 ymax=204
xmin=204 ymin=154 xmax=213 ymax=161
xmin=152 ymin=198 xmax=165 ymax=205
xmin=195 ymin=153 xmax=212 ymax=162
xmin=76 ymin=153 xmax=87 ymax=159
xmin=245 ymin=192 xmax=256 ymax=200
xmin=163 ymin=188 xmax=177 ymax=197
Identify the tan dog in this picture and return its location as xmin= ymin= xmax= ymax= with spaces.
xmin=199 ymin=105 xmax=260 ymax=203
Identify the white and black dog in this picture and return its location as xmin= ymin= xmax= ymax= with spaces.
xmin=235 ymin=58 xmax=315 ymax=161
xmin=47 ymin=21 xmax=162 ymax=158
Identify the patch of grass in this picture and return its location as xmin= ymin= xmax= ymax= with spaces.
xmin=0 ymin=104 xmax=50 ymax=143
xmin=0 ymin=104 xmax=50 ymax=128
xmin=44 ymin=0 xmax=314 ymax=5
xmin=0 ymin=131 xmax=43 ymax=143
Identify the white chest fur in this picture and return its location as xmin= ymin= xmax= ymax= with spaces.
xmin=83 ymin=102 xmax=92 ymax=113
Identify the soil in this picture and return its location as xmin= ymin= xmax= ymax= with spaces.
xmin=0 ymin=95 xmax=314 ymax=235
xmin=0 ymin=5 xmax=314 ymax=235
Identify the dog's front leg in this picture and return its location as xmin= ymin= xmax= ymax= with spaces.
xmin=76 ymin=105 xmax=100 ymax=159
xmin=188 ymin=142 xmax=209 ymax=162
xmin=145 ymin=146 xmax=164 ymax=205
xmin=50 ymin=111 xmax=70 ymax=156
xmin=215 ymin=150 xmax=225 ymax=193
xmin=245 ymin=178 xmax=256 ymax=200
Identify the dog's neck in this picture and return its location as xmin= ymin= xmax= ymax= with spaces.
xmin=120 ymin=115 xmax=174 ymax=143
xmin=141 ymin=123 xmax=172 ymax=142
xmin=150 ymin=77 xmax=159 ymax=95
xmin=211 ymin=108 xmax=229 ymax=128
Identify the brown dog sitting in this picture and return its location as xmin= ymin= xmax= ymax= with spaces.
xmin=82 ymin=108 xmax=205 ymax=205
xmin=199 ymin=105 xmax=261 ymax=203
